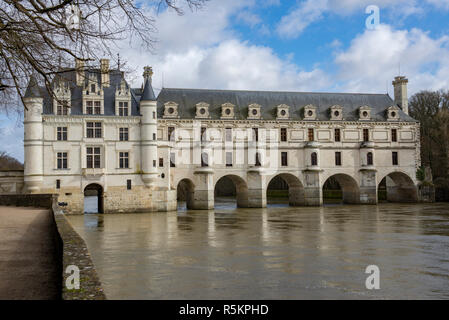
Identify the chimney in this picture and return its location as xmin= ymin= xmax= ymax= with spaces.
xmin=75 ymin=58 xmax=85 ymax=86
xmin=392 ymin=76 xmax=408 ymax=115
xmin=100 ymin=58 xmax=110 ymax=87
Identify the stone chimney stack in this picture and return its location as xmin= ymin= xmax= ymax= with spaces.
xmin=100 ymin=58 xmax=110 ymax=87
xmin=75 ymin=58 xmax=85 ymax=86
xmin=392 ymin=76 xmax=409 ymax=115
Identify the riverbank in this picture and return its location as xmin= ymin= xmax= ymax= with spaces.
xmin=0 ymin=206 xmax=60 ymax=299
xmin=0 ymin=194 xmax=106 ymax=300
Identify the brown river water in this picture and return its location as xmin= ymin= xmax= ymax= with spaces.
xmin=67 ymin=201 xmax=449 ymax=299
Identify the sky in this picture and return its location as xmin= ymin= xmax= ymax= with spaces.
xmin=2 ymin=0 xmax=449 ymax=162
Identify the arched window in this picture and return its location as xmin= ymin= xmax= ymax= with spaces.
xmin=311 ymin=152 xmax=318 ymax=166
xmin=201 ymin=152 xmax=209 ymax=167
xmin=367 ymin=152 xmax=373 ymax=165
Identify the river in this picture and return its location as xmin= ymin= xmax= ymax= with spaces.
xmin=67 ymin=201 xmax=449 ymax=299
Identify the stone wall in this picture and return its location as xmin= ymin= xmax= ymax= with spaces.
xmin=0 ymin=193 xmax=57 ymax=208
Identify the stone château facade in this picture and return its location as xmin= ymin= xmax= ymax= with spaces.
xmin=0 ymin=59 xmax=422 ymax=213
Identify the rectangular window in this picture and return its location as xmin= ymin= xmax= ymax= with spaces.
xmin=159 ymin=158 xmax=164 ymax=167
xmin=153 ymin=133 xmax=156 ymax=141
xmin=226 ymin=152 xmax=233 ymax=167
xmin=226 ymin=128 xmax=232 ymax=142
xmin=118 ymin=101 xmax=129 ymax=116
xmin=57 ymin=127 xmax=67 ymax=141
xmin=281 ymin=152 xmax=288 ymax=166
xmin=255 ymin=152 xmax=261 ymax=167
xmin=153 ymin=160 xmax=156 ymax=167
xmin=90 ymin=84 xmax=96 ymax=94
xmin=119 ymin=128 xmax=129 ymax=141
xmin=392 ymin=152 xmax=398 ymax=166
xmin=308 ymin=128 xmax=314 ymax=141
xmin=253 ymin=128 xmax=258 ymax=142
xmin=57 ymin=152 xmax=68 ymax=169
xmin=127 ymin=179 xmax=132 ymax=190
xmin=392 ymin=129 xmax=398 ymax=142
xmin=94 ymin=101 xmax=101 ymax=114
xmin=119 ymin=152 xmax=129 ymax=169
xmin=57 ymin=100 xmax=68 ymax=115
xmin=86 ymin=101 xmax=93 ymax=114
xmin=86 ymin=122 xmax=102 ymax=138
xmin=335 ymin=128 xmax=341 ymax=142
xmin=280 ymin=128 xmax=287 ymax=142
xmin=153 ymin=111 xmax=156 ymax=119
xmin=335 ymin=152 xmax=342 ymax=166
xmin=86 ymin=147 xmax=101 ymax=168
xmin=168 ymin=127 xmax=175 ymax=141
xmin=170 ymin=153 xmax=176 ymax=167
xmin=201 ymin=127 xmax=206 ymax=141
xmin=56 ymin=179 xmax=61 ymax=189
xmin=363 ymin=129 xmax=369 ymax=142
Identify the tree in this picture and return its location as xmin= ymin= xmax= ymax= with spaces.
xmin=0 ymin=0 xmax=206 ymax=110
xmin=0 ymin=151 xmax=23 ymax=170
xmin=409 ymin=90 xmax=449 ymax=180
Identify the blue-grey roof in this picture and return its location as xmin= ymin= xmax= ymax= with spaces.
xmin=24 ymin=75 xmax=43 ymax=98
xmin=42 ymin=69 xmax=140 ymax=116
xmin=140 ymin=78 xmax=156 ymax=101
xmin=157 ymin=88 xmax=417 ymax=122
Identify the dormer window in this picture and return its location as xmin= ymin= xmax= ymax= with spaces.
xmin=387 ymin=105 xmax=400 ymax=121
xmin=359 ymin=106 xmax=371 ymax=121
xmin=119 ymin=102 xmax=129 ymax=116
xmin=196 ymin=102 xmax=210 ymax=119
xmin=304 ymin=104 xmax=317 ymax=120
xmin=221 ymin=102 xmax=235 ymax=119
xmin=163 ymin=101 xmax=179 ymax=118
xmin=86 ymin=100 xmax=101 ymax=115
xmin=276 ymin=104 xmax=289 ymax=120
xmin=330 ymin=105 xmax=343 ymax=121
xmin=90 ymin=84 xmax=96 ymax=94
xmin=53 ymin=80 xmax=71 ymax=115
xmin=248 ymin=103 xmax=261 ymax=119
xmin=56 ymin=100 xmax=69 ymax=115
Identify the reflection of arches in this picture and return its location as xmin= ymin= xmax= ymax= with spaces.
xmin=378 ymin=172 xmax=417 ymax=203
xmin=84 ymin=183 xmax=103 ymax=213
xmin=177 ymin=178 xmax=195 ymax=210
xmin=266 ymin=173 xmax=305 ymax=206
xmin=322 ymin=174 xmax=359 ymax=204
xmin=214 ymin=175 xmax=248 ymax=208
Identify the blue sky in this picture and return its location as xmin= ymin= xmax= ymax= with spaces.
xmin=2 ymin=0 xmax=449 ymax=162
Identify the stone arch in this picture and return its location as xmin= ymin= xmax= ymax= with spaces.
xmin=322 ymin=173 xmax=360 ymax=204
xmin=177 ymin=178 xmax=195 ymax=210
xmin=84 ymin=183 xmax=104 ymax=213
xmin=266 ymin=173 xmax=305 ymax=206
xmin=378 ymin=171 xmax=418 ymax=203
xmin=214 ymin=174 xmax=249 ymax=208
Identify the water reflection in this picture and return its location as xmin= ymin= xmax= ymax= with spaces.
xmin=67 ymin=202 xmax=449 ymax=300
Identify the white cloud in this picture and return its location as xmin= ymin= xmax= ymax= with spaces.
xmin=157 ymin=40 xmax=330 ymax=91
xmin=276 ymin=0 xmax=327 ymax=39
xmin=276 ymin=0 xmax=448 ymax=39
xmin=334 ymin=24 xmax=449 ymax=95
xmin=120 ymin=0 xmax=329 ymax=93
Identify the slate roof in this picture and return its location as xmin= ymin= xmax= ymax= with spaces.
xmin=156 ymin=88 xmax=417 ymax=122
xmin=140 ymin=78 xmax=156 ymax=101
xmin=40 ymin=68 xmax=141 ymax=116
xmin=32 ymin=68 xmax=417 ymax=122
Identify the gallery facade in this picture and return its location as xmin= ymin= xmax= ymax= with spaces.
xmin=0 ymin=59 xmax=421 ymax=213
